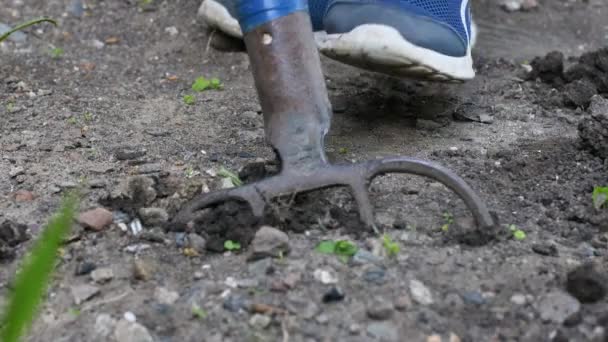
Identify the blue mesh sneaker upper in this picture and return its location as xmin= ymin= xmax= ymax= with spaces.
xmin=215 ymin=0 xmax=473 ymax=57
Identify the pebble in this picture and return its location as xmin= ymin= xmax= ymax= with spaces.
xmin=409 ymin=279 xmax=434 ymax=305
xmin=78 ymin=208 xmax=113 ymax=231
xmin=136 ymin=163 xmax=162 ymax=174
xmin=249 ymin=314 xmax=271 ymax=329
xmin=187 ymin=233 xmax=207 ymax=254
xmin=13 ymin=190 xmax=34 ymax=202
xmin=322 ymin=287 xmax=345 ymax=303
xmin=313 ymin=269 xmax=338 ymax=284
xmin=75 ymin=261 xmax=97 ymax=276
xmin=315 ymin=313 xmax=330 ymax=324
xmin=510 ymin=293 xmax=527 ymax=305
xmin=536 ymin=291 xmax=581 ymax=324
xmin=352 ymin=249 xmax=383 ymax=265
xmin=249 ymin=226 xmax=290 ymax=260
xmin=91 ymin=267 xmax=114 ymax=283
xmin=154 ymin=287 xmax=179 ymax=305
xmin=367 ymin=322 xmax=399 ymax=341
xmin=71 ymin=284 xmax=100 ymax=305
xmin=462 ymin=291 xmax=485 ymax=305
xmin=223 ymin=295 xmax=247 ymax=312
xmin=9 ymin=167 xmax=25 ymax=178
xmin=137 ymin=207 xmax=168 ymax=226
xmin=124 ymin=312 xmax=137 ymax=322
xmin=427 ymin=335 xmax=442 ymax=342
xmin=113 ymin=319 xmax=153 ymax=342
xmin=133 ymin=259 xmax=151 ymax=281
xmin=164 ymin=26 xmax=179 ymax=36
xmin=394 ymin=295 xmax=412 ymax=311
xmin=362 ymin=267 xmax=387 ymax=285
xmin=94 ymin=314 xmax=117 ymax=339
xmin=367 ymin=299 xmax=395 ymax=320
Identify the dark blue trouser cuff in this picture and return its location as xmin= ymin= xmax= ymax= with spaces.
xmin=237 ymin=0 xmax=308 ymax=33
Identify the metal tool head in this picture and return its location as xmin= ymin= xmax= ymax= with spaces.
xmin=171 ymin=10 xmax=496 ymax=235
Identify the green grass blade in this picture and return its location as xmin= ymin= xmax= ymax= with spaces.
xmin=0 ymin=18 xmax=57 ymax=43
xmin=0 ymin=192 xmax=78 ymax=342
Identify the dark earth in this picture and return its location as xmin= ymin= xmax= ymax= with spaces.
xmin=1 ymin=0 xmax=608 ymax=341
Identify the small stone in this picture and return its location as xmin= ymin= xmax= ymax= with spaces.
xmin=349 ymin=323 xmax=362 ymax=334
xmin=314 ymin=269 xmax=338 ymax=284
xmin=521 ymin=0 xmax=538 ymax=11
xmin=367 ymin=322 xmax=399 ymax=341
xmin=532 ymin=243 xmax=559 ymax=256
xmin=154 ymin=287 xmax=179 ymax=305
xmin=78 ymin=208 xmax=113 ymax=231
xmin=9 ymin=167 xmax=25 ymax=178
xmin=449 ymin=333 xmax=462 ymax=342
xmin=113 ymin=319 xmax=153 ymax=342
xmin=249 ymin=314 xmax=272 ymax=329
xmin=13 ymin=190 xmax=34 ymax=202
xmin=138 ymin=207 xmax=168 ymax=227
xmin=115 ymin=147 xmax=146 ymax=161
xmin=164 ymin=26 xmax=179 ymax=36
xmin=187 ymin=233 xmax=207 ymax=254
xmin=510 ymin=293 xmax=527 ymax=305
xmin=409 ymin=279 xmax=433 ymax=305
xmin=367 ymin=299 xmax=395 ymax=320
xmin=501 ymin=0 xmax=521 ymax=12
xmin=71 ymin=284 xmax=100 ymax=305
xmin=91 ymin=267 xmax=114 ymax=283
xmin=136 ymin=163 xmax=162 ymax=174
xmin=322 ymin=287 xmax=345 ymax=303
xmin=249 ymin=226 xmax=290 ymax=260
xmin=462 ymin=291 xmax=485 ymax=305
xmin=220 ymin=178 xmax=234 ymax=189
xmin=237 ymin=278 xmax=259 ymax=288
xmin=479 ymin=114 xmax=494 ymax=124
xmin=124 ymin=312 xmax=137 ymax=322
xmin=75 ymin=261 xmax=97 ymax=276
xmin=394 ymin=295 xmax=412 ymax=311
xmin=427 ymin=335 xmax=442 ymax=342
xmin=223 ymin=296 xmax=247 ymax=312
xmin=94 ymin=314 xmax=117 ymax=339
xmin=133 ymin=259 xmax=151 ymax=281
xmin=362 ymin=267 xmax=387 ymax=285
xmin=315 ymin=313 xmax=330 ymax=324
xmin=352 ymin=249 xmax=383 ymax=265
xmin=536 ymin=291 xmax=581 ymax=324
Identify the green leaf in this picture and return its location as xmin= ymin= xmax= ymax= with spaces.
xmin=382 ymin=235 xmax=400 ymax=257
xmin=183 ymin=94 xmax=195 ymax=105
xmin=592 ymin=186 xmax=608 ymax=210
xmin=334 ymin=240 xmax=358 ymax=257
xmin=1 ymin=191 xmax=78 ymax=342
xmin=50 ymin=47 xmax=64 ymax=59
xmin=224 ymin=240 xmax=241 ymax=251
xmin=191 ymin=304 xmax=207 ymax=320
xmin=217 ymin=167 xmax=243 ymax=187
xmin=315 ymin=241 xmax=336 ymax=254
xmin=513 ymin=229 xmax=526 ymax=241
xmin=0 ymin=18 xmax=57 ymax=43
xmin=210 ymin=78 xmax=223 ymax=90
xmin=192 ymin=77 xmax=211 ymax=92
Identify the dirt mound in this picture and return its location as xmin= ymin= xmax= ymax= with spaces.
xmin=578 ymin=95 xmax=608 ymax=159
xmin=528 ymin=48 xmax=608 ymax=108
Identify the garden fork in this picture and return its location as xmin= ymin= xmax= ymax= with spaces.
xmin=172 ymin=0 xmax=496 ymax=233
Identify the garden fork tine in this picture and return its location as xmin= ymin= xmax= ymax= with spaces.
xmin=172 ymin=1 xmax=496 ymax=232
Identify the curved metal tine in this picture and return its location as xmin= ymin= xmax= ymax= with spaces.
xmin=362 ymin=157 xmax=496 ymax=229
xmin=172 ymin=185 xmax=267 ymax=229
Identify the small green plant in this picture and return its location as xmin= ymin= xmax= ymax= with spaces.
xmin=0 ymin=192 xmax=78 ymax=342
xmin=217 ymin=166 xmax=243 ymax=187
xmin=192 ymin=76 xmax=223 ymax=92
xmin=6 ymin=102 xmax=15 ymax=112
xmin=68 ymin=308 xmax=80 ymax=317
xmin=338 ymin=147 xmax=348 ymax=154
xmin=592 ymin=186 xmax=608 ymax=210
xmin=67 ymin=116 xmax=77 ymax=125
xmin=224 ymin=240 xmax=241 ymax=251
xmin=49 ymin=47 xmax=64 ymax=59
xmin=315 ymin=240 xmax=358 ymax=262
xmin=509 ymin=224 xmax=526 ymax=241
xmin=0 ymin=18 xmax=57 ymax=43
xmin=183 ymin=94 xmax=195 ymax=105
xmin=382 ymin=235 xmax=400 ymax=257
xmin=441 ymin=212 xmax=454 ymax=232
xmin=82 ymin=112 xmax=93 ymax=122
xmin=191 ymin=303 xmax=207 ymax=320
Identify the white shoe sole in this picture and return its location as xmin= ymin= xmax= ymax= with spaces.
xmin=199 ymin=0 xmax=476 ymax=82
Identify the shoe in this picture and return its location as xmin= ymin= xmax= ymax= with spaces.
xmin=198 ymin=0 xmax=477 ymax=82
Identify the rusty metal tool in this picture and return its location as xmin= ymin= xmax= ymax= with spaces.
xmin=172 ymin=1 xmax=495 ymax=232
